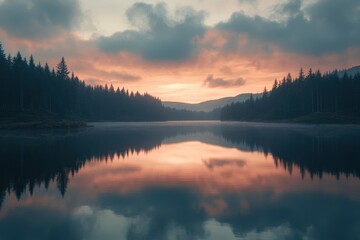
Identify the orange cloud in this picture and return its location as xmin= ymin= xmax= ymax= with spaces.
xmin=1 ymin=26 xmax=360 ymax=103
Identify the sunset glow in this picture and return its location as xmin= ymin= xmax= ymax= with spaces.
xmin=2 ymin=140 xmax=359 ymax=219
xmin=1 ymin=0 xmax=359 ymax=102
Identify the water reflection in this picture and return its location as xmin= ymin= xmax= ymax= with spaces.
xmin=0 ymin=122 xmax=359 ymax=240
xmin=220 ymin=124 xmax=360 ymax=179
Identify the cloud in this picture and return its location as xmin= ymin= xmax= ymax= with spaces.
xmin=277 ymin=0 xmax=302 ymax=16
xmin=238 ymin=0 xmax=258 ymax=5
xmin=66 ymin=59 xmax=142 ymax=84
xmin=203 ymin=74 xmax=246 ymax=88
xmin=114 ymin=72 xmax=141 ymax=82
xmin=91 ymin=69 xmax=142 ymax=82
xmin=97 ymin=2 xmax=206 ymax=61
xmin=217 ymin=0 xmax=360 ymax=55
xmin=0 ymin=0 xmax=83 ymax=39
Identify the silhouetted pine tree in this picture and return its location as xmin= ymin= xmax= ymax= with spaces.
xmin=221 ymin=68 xmax=360 ymax=121
xmin=56 ymin=57 xmax=70 ymax=80
xmin=0 ymin=42 xmax=165 ymax=121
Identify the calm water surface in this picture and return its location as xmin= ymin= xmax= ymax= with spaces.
xmin=0 ymin=121 xmax=359 ymax=240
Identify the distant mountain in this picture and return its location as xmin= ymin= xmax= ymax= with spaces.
xmin=338 ymin=65 xmax=360 ymax=77
xmin=163 ymin=93 xmax=262 ymax=112
xmin=163 ymin=65 xmax=359 ymax=113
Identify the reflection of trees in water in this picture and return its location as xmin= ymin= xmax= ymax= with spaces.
xmin=0 ymin=125 xmax=206 ymax=208
xmin=0 ymin=188 xmax=4 ymax=208
xmin=1 ymin=124 xmax=360 ymax=208
xmin=0 ymin=129 xmax=163 ymax=207
xmin=220 ymin=125 xmax=360 ymax=179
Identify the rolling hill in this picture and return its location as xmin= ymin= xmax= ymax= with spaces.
xmin=163 ymin=65 xmax=359 ymax=113
xmin=163 ymin=93 xmax=261 ymax=112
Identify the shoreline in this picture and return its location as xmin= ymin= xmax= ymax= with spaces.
xmin=0 ymin=120 xmax=88 ymax=130
xmin=221 ymin=112 xmax=360 ymax=125
xmin=1 ymin=113 xmax=359 ymax=130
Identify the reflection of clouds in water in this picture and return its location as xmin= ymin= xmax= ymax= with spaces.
xmin=72 ymin=207 xmax=310 ymax=240
xmin=0 ymin=206 xmax=79 ymax=240
xmin=73 ymin=206 xmax=150 ymax=240
xmin=204 ymin=220 xmax=302 ymax=240
xmin=95 ymin=187 xmax=207 ymax=240
xmin=235 ymin=224 xmax=297 ymax=240
xmin=203 ymin=220 xmax=239 ymax=239
xmin=0 ymin=187 xmax=359 ymax=239
xmin=1 ymin=123 xmax=360 ymax=240
xmin=73 ymin=205 xmax=206 ymax=240
xmin=202 ymin=158 xmax=246 ymax=170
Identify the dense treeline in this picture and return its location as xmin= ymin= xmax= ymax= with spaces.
xmin=221 ymin=68 xmax=360 ymax=121
xmin=0 ymin=43 xmax=165 ymax=121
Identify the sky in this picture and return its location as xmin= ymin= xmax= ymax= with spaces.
xmin=0 ymin=0 xmax=359 ymax=103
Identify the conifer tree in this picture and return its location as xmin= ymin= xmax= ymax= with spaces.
xmin=56 ymin=57 xmax=69 ymax=80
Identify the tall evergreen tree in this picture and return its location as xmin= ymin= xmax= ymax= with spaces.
xmin=56 ymin=57 xmax=70 ymax=81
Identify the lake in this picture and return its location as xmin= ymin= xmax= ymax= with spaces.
xmin=0 ymin=121 xmax=359 ymax=240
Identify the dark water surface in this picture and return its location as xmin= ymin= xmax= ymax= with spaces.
xmin=0 ymin=121 xmax=359 ymax=240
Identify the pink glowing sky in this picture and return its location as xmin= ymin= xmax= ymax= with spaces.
xmin=0 ymin=0 xmax=359 ymax=102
